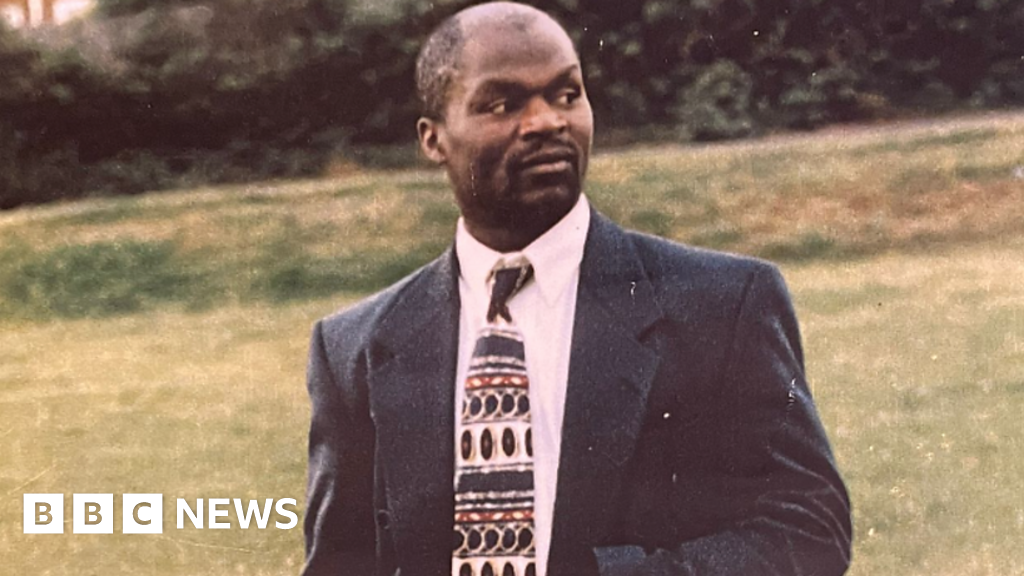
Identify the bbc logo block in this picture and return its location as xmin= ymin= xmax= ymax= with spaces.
xmin=72 ymin=493 xmax=114 ymax=534
xmin=23 ymin=494 xmax=163 ymax=534
xmin=23 ymin=495 xmax=296 ymax=534
xmin=123 ymin=494 xmax=163 ymax=534
xmin=23 ymin=494 xmax=64 ymax=534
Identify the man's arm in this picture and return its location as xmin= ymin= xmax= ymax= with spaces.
xmin=302 ymin=320 xmax=377 ymax=576
xmin=597 ymin=264 xmax=852 ymax=576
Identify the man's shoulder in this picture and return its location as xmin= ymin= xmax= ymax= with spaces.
xmin=316 ymin=248 xmax=453 ymax=340
xmin=617 ymin=223 xmax=781 ymax=290
xmin=614 ymin=225 xmax=797 ymax=333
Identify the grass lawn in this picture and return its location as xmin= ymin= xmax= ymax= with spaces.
xmin=790 ymin=238 xmax=1024 ymax=575
xmin=1 ymin=112 xmax=1022 ymax=573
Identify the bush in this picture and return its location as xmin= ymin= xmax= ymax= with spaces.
xmin=2 ymin=0 xmax=1022 ymax=209
xmin=673 ymin=60 xmax=755 ymax=141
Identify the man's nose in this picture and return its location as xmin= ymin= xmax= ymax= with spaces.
xmin=519 ymin=97 xmax=567 ymax=138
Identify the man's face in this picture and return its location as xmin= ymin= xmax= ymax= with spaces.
xmin=419 ymin=16 xmax=594 ymax=249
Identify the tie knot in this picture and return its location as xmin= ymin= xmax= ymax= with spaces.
xmin=487 ymin=264 xmax=533 ymax=323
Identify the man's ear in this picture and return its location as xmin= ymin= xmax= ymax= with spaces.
xmin=417 ymin=117 xmax=447 ymax=165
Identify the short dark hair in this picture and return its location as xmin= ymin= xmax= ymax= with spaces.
xmin=415 ymin=13 xmax=465 ymax=120
xmin=415 ymin=3 xmax=551 ymax=120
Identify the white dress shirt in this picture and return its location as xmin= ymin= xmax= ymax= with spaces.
xmin=454 ymin=194 xmax=591 ymax=576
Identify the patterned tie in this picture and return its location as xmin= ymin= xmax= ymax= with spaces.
xmin=453 ymin=262 xmax=537 ymax=576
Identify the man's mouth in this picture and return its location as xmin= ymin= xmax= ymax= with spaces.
xmin=515 ymin=149 xmax=577 ymax=176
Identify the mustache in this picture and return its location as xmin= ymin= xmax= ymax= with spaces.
xmin=508 ymin=138 xmax=581 ymax=171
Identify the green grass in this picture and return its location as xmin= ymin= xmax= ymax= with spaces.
xmin=1 ymin=112 xmax=1023 ymax=574
xmin=789 ymin=240 xmax=1024 ymax=575
xmin=1 ymin=238 xmax=1021 ymax=575
xmin=0 ymin=303 xmax=323 ymax=573
xmin=3 ymin=239 xmax=206 ymax=318
xmin=1 ymin=113 xmax=1021 ymax=321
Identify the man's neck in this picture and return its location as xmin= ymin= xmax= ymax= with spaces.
xmin=462 ymin=222 xmax=545 ymax=253
xmin=462 ymin=199 xmax=584 ymax=253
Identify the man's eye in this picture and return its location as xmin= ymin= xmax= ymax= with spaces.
xmin=555 ymin=89 xmax=581 ymax=106
xmin=487 ymin=100 xmax=507 ymax=115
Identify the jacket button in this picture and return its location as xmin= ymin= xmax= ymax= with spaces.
xmin=376 ymin=510 xmax=391 ymax=529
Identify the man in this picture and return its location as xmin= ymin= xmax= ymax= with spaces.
xmin=302 ymin=3 xmax=852 ymax=576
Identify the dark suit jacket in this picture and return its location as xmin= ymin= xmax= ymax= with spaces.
xmin=303 ymin=210 xmax=852 ymax=576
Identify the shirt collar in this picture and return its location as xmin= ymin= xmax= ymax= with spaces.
xmin=456 ymin=194 xmax=591 ymax=305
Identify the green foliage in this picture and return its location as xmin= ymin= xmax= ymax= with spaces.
xmin=777 ymin=63 xmax=863 ymax=129
xmin=673 ymin=60 xmax=754 ymax=141
xmin=0 ymin=26 xmax=109 ymax=208
xmin=2 ymin=240 xmax=202 ymax=318
xmin=2 ymin=0 xmax=1023 ymax=209
xmin=96 ymin=0 xmax=202 ymax=17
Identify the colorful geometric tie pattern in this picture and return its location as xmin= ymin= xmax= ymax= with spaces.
xmin=453 ymin=263 xmax=537 ymax=576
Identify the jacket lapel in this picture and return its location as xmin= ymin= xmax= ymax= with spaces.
xmin=367 ymin=248 xmax=460 ymax=572
xmin=549 ymin=212 xmax=665 ymax=570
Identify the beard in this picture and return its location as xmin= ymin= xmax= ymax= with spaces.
xmin=449 ymin=135 xmax=588 ymax=243
xmin=484 ymin=161 xmax=582 ymax=233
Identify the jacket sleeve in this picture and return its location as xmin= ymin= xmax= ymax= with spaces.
xmin=302 ymin=320 xmax=378 ymax=576
xmin=595 ymin=264 xmax=852 ymax=576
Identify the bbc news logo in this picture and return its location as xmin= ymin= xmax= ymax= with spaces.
xmin=23 ymin=494 xmax=298 ymax=534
